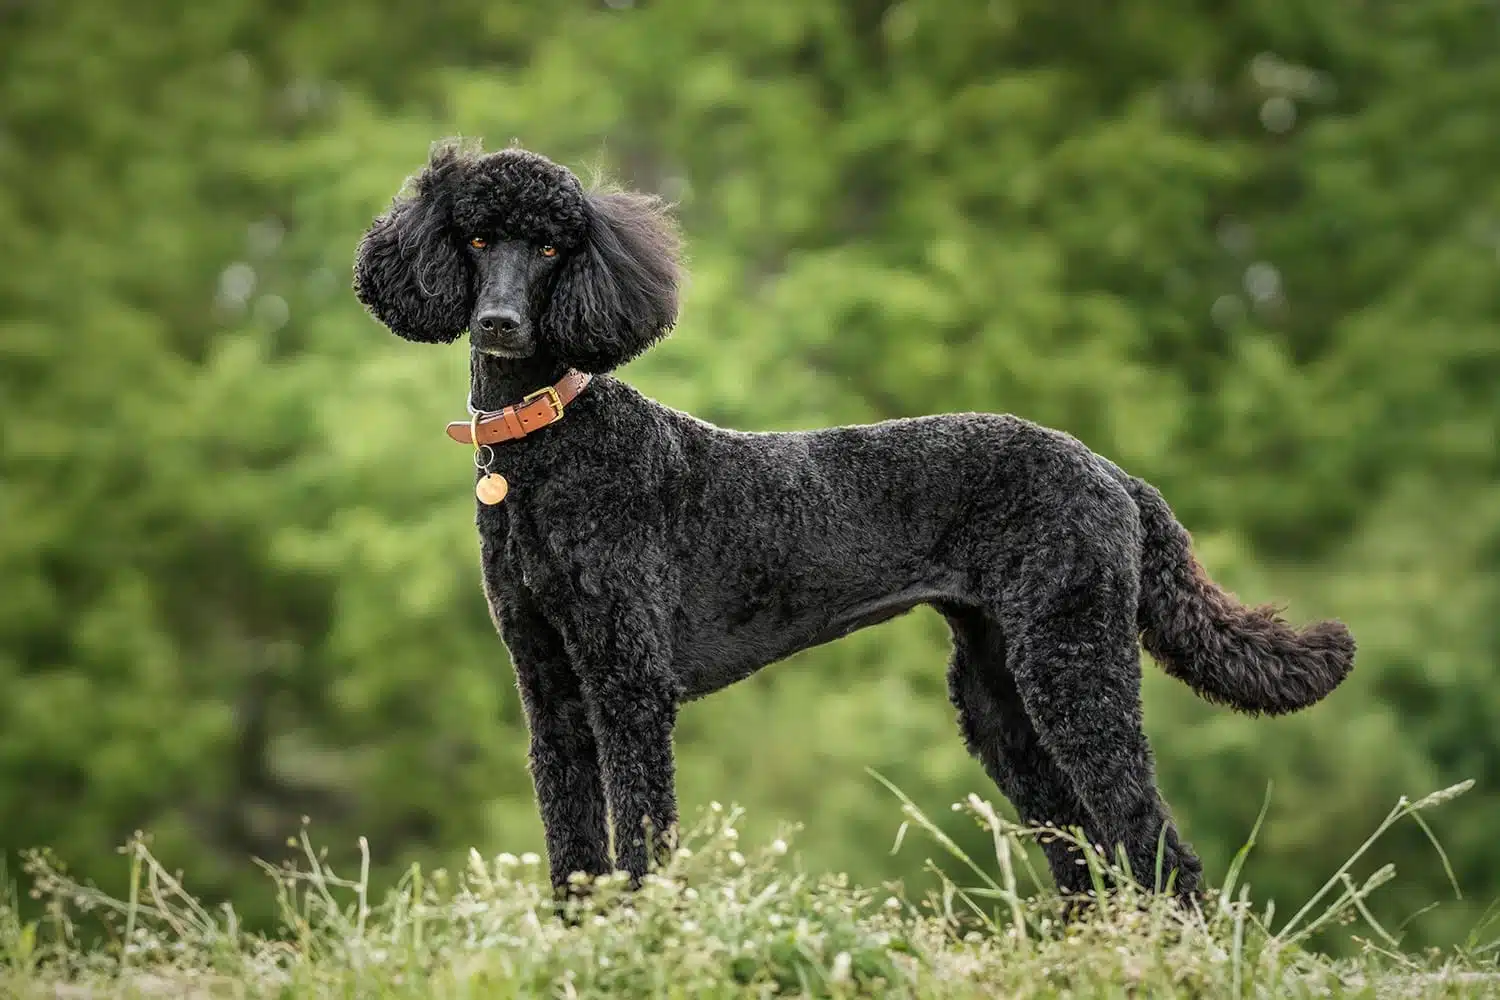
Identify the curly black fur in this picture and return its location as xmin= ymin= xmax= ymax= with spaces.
xmin=353 ymin=143 xmax=1355 ymax=901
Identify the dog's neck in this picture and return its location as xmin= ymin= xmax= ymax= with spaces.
xmin=468 ymin=352 xmax=573 ymax=412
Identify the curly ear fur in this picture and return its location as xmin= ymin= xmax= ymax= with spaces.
xmin=543 ymin=191 xmax=681 ymax=373
xmin=353 ymin=146 xmax=471 ymax=343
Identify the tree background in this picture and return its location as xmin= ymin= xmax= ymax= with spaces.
xmin=2 ymin=0 xmax=1496 ymax=952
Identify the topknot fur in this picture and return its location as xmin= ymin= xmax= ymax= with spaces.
xmin=451 ymin=147 xmax=590 ymax=249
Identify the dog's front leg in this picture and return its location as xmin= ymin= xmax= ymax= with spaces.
xmin=494 ymin=594 xmax=613 ymax=894
xmin=576 ymin=613 xmax=679 ymax=886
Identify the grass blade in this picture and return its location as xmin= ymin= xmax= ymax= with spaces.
xmin=1221 ymin=783 xmax=1272 ymax=911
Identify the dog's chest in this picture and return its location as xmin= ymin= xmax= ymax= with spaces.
xmin=476 ymin=504 xmax=574 ymax=604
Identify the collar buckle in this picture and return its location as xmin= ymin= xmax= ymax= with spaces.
xmin=522 ymin=383 xmax=565 ymax=423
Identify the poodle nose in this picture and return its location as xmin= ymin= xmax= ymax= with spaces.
xmin=476 ymin=310 xmax=521 ymax=335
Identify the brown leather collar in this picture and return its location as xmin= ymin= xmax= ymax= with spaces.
xmin=445 ymin=370 xmax=592 ymax=446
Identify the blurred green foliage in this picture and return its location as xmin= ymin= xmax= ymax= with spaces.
xmin=1 ymin=0 xmax=1496 ymax=951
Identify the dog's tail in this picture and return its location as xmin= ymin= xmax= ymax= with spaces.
xmin=1126 ymin=476 xmax=1354 ymax=715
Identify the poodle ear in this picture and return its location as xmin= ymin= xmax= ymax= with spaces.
xmin=353 ymin=147 xmax=471 ymax=343
xmin=543 ymin=190 xmax=681 ymax=372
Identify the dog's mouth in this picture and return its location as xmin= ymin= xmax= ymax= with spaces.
xmin=470 ymin=334 xmax=536 ymax=359
xmin=474 ymin=344 xmax=530 ymax=359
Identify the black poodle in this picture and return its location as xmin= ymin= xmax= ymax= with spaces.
xmin=353 ymin=142 xmax=1355 ymax=900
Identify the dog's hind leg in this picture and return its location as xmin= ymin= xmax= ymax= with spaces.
xmin=944 ymin=606 xmax=1097 ymax=895
xmin=993 ymin=530 xmax=1203 ymax=898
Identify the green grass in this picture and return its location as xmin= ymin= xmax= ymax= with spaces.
xmin=3 ymin=782 xmax=1497 ymax=999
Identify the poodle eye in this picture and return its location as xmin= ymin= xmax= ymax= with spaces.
xmin=538 ymin=245 xmax=558 ymax=258
xmin=468 ymin=236 xmax=487 ymax=250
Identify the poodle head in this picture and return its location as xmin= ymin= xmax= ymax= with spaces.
xmin=353 ymin=141 xmax=680 ymax=373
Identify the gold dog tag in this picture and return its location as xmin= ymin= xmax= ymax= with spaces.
xmin=471 ymin=410 xmax=509 ymax=504
xmin=476 ymin=472 xmax=509 ymax=505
